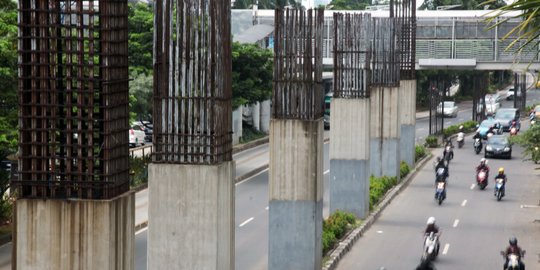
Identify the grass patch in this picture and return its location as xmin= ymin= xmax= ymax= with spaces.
xmin=240 ymin=126 xmax=266 ymax=144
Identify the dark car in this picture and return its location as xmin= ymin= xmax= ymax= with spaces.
xmin=137 ymin=121 xmax=153 ymax=142
xmin=494 ymin=108 xmax=520 ymax=132
xmin=484 ymin=135 xmax=512 ymax=159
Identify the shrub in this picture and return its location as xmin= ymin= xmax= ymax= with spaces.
xmin=442 ymin=121 xmax=478 ymax=137
xmin=424 ymin=135 xmax=438 ymax=148
xmin=415 ymin=145 xmax=426 ymax=162
xmin=400 ymin=161 xmax=410 ymax=179
xmin=129 ymin=155 xmax=151 ymax=188
xmin=322 ymin=210 xmax=357 ymax=255
xmin=369 ymin=175 xmax=398 ymax=210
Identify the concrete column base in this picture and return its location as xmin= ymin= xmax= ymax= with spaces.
xmin=269 ymin=119 xmax=323 ymax=270
xmin=400 ymin=124 xmax=415 ymax=167
xmin=329 ymin=160 xmax=369 ymax=218
xmin=14 ymin=192 xmax=135 ymax=270
xmin=370 ymin=138 xmax=382 ymax=177
xmin=382 ymin=138 xmax=400 ymax=178
xmin=148 ymin=162 xmax=234 ymax=270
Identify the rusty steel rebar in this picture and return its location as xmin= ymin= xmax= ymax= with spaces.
xmin=390 ymin=0 xmax=416 ymax=80
xmin=272 ymin=8 xmax=324 ymax=120
xmin=16 ymin=0 xmax=129 ymax=199
xmin=333 ymin=13 xmax=371 ymax=99
xmin=153 ymin=0 xmax=232 ymax=164
xmin=370 ymin=17 xmax=401 ymax=87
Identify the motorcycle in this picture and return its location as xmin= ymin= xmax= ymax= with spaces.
xmin=457 ymin=132 xmax=464 ymax=148
xmin=476 ymin=169 xmax=488 ymax=190
xmin=421 ymin=232 xmax=440 ymax=262
xmin=510 ymin=121 xmax=518 ymax=136
xmin=532 ymin=146 xmax=540 ymax=164
xmin=500 ymin=250 xmax=526 ymax=270
xmin=444 ymin=145 xmax=453 ymax=164
xmin=495 ymin=178 xmax=505 ymax=201
xmin=435 ymin=167 xmax=447 ymax=184
xmin=435 ymin=181 xmax=446 ymax=205
xmin=474 ymin=138 xmax=482 ymax=154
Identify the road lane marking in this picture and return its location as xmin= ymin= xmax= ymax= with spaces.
xmin=461 ymin=200 xmax=467 ymax=207
xmin=377 ymin=231 xmax=383 ymax=234
xmin=136 ymin=227 xmax=148 ymax=235
xmin=265 ymin=206 xmax=269 ymax=210
xmin=459 ymin=118 xmax=464 ymax=121
xmin=239 ymin=217 xmax=254 ymax=227
xmin=453 ymin=219 xmax=459 ymax=227
xmin=470 ymin=184 xmax=476 ymax=190
xmin=324 ymin=170 xmax=330 ymax=175
xmin=235 ymin=168 xmax=269 ymax=186
xmin=520 ymin=204 xmax=540 ymax=208
xmin=442 ymin=244 xmax=450 ymax=255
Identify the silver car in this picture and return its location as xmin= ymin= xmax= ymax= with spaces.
xmin=437 ymin=101 xmax=458 ymax=118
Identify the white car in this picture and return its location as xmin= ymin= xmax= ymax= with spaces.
xmin=506 ymin=88 xmax=515 ymax=100
xmin=437 ymin=101 xmax=458 ymax=118
xmin=485 ymin=99 xmax=500 ymax=115
xmin=129 ymin=124 xmax=146 ymax=147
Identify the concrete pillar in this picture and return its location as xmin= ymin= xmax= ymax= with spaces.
xmin=232 ymin=107 xmax=242 ymax=145
xmin=260 ymin=99 xmax=271 ymax=133
xmin=370 ymin=86 xmax=401 ymax=178
xmin=269 ymin=119 xmax=323 ymax=270
xmin=400 ymin=80 xmax=417 ymax=167
xmin=329 ymin=98 xmax=370 ymax=218
xmin=252 ymin=102 xmax=260 ymax=131
xmin=148 ymin=162 xmax=234 ymax=270
xmin=14 ymin=192 xmax=135 ymax=270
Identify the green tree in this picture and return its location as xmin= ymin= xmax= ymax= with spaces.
xmin=233 ymin=0 xmax=303 ymax=9
xmin=128 ymin=2 xmax=154 ymax=74
xmin=130 ymin=71 xmax=153 ymax=121
xmin=510 ymin=123 xmax=540 ymax=164
xmin=327 ymin=0 xmax=370 ymax=10
xmin=232 ymin=42 xmax=273 ymax=109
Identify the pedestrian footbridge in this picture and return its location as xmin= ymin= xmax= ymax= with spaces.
xmin=232 ymin=9 xmax=540 ymax=70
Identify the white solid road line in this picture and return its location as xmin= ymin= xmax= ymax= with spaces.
xmin=136 ymin=227 xmax=148 ymax=235
xmin=453 ymin=219 xmax=460 ymax=228
xmin=442 ymin=244 xmax=450 ymax=255
xmin=239 ymin=217 xmax=254 ymax=227
xmin=461 ymin=200 xmax=467 ymax=207
xmin=324 ymin=170 xmax=330 ymax=175
xmin=470 ymin=184 xmax=476 ymax=190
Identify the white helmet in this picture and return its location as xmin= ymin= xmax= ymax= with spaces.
xmin=427 ymin=217 xmax=436 ymax=225
xmin=480 ymin=158 xmax=486 ymax=163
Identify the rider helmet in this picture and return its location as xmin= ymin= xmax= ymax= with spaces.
xmin=499 ymin=167 xmax=505 ymax=174
xmin=427 ymin=217 xmax=436 ymax=225
xmin=436 ymin=156 xmax=441 ymax=162
xmin=480 ymin=158 xmax=486 ymax=165
xmin=459 ymin=125 xmax=464 ymax=131
xmin=509 ymin=237 xmax=517 ymax=245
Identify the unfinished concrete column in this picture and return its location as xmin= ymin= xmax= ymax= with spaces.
xmin=400 ymin=80 xmax=417 ymax=167
xmin=149 ymin=1 xmax=234 ymax=269
xmin=369 ymin=17 xmax=401 ymax=178
xmin=269 ymin=9 xmax=324 ymax=270
xmin=329 ymin=13 xmax=371 ymax=218
xmin=14 ymin=0 xmax=134 ymax=269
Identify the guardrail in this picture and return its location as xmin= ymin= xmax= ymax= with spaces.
xmin=129 ymin=144 xmax=153 ymax=158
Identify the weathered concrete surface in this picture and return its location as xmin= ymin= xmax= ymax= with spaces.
xmin=269 ymin=119 xmax=323 ymax=270
xmin=399 ymin=80 xmax=417 ymax=167
xmin=14 ymin=192 xmax=135 ymax=270
xmin=148 ymin=162 xmax=234 ymax=270
xmin=370 ymin=86 xmax=401 ymax=178
xmin=329 ymin=98 xmax=370 ymax=218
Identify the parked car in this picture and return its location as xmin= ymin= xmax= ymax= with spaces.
xmin=437 ymin=101 xmax=458 ymax=118
xmin=484 ymin=135 xmax=512 ymax=159
xmin=129 ymin=124 xmax=146 ymax=147
xmin=477 ymin=118 xmax=502 ymax=139
xmin=506 ymin=88 xmax=515 ymax=100
xmin=494 ymin=108 xmax=521 ymax=131
xmin=135 ymin=121 xmax=153 ymax=142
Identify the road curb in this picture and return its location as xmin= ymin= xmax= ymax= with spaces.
xmin=322 ymin=152 xmax=433 ymax=270
xmin=232 ymin=137 xmax=269 ymax=154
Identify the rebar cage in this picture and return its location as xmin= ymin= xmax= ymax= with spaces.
xmin=16 ymin=0 xmax=130 ymax=199
xmin=333 ymin=13 xmax=371 ymax=99
xmin=390 ymin=0 xmax=416 ymax=80
xmin=273 ymin=8 xmax=324 ymax=120
xmin=370 ymin=17 xmax=401 ymax=87
xmin=153 ymin=0 xmax=232 ymax=164
xmin=514 ymin=73 xmax=526 ymax=112
xmin=472 ymin=74 xmax=488 ymax=122
xmin=428 ymin=77 xmax=448 ymax=136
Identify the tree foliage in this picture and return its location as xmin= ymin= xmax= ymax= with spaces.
xmin=510 ymin=123 xmax=540 ymax=163
xmin=128 ymin=3 xmax=154 ymax=75
xmin=0 ymin=0 xmax=17 ymax=157
xmin=233 ymin=0 xmax=303 ymax=9
xmin=232 ymin=42 xmax=273 ymax=109
xmin=327 ymin=0 xmax=370 ymax=10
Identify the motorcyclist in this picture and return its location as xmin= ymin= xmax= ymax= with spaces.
xmin=476 ymin=158 xmax=490 ymax=179
xmin=503 ymin=237 xmax=525 ymax=270
xmin=494 ymin=167 xmax=507 ymax=197
xmin=416 ymin=260 xmax=436 ymax=270
xmin=434 ymin=157 xmax=449 ymax=181
xmin=443 ymin=138 xmax=454 ymax=160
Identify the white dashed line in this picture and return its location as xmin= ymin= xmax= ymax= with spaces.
xmin=442 ymin=244 xmax=450 ymax=255
xmin=324 ymin=170 xmax=330 ymax=175
xmin=470 ymin=184 xmax=476 ymax=190
xmin=377 ymin=231 xmax=383 ymax=234
xmin=265 ymin=206 xmax=269 ymax=210
xmin=239 ymin=217 xmax=254 ymax=227
xmin=461 ymin=200 xmax=467 ymax=207
xmin=453 ymin=219 xmax=460 ymax=227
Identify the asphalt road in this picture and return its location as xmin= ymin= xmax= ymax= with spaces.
xmin=336 ymin=129 xmax=540 ymax=270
